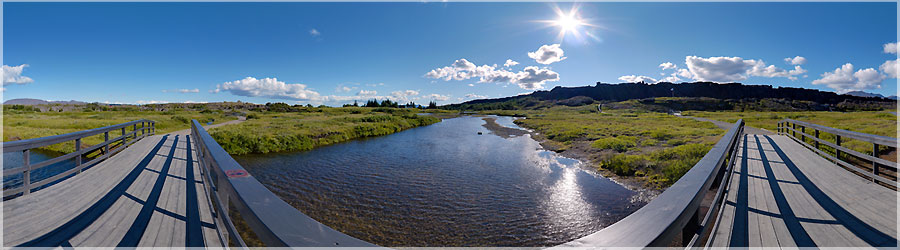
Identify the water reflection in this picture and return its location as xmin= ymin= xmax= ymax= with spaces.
xmin=234 ymin=115 xmax=644 ymax=247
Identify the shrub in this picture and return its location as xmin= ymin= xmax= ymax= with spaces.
xmin=591 ymin=136 xmax=636 ymax=152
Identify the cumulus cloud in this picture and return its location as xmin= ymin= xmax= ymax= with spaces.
xmin=162 ymin=88 xmax=200 ymax=93
xmin=784 ymin=56 xmax=807 ymax=65
xmin=3 ymin=64 xmax=34 ymax=86
xmin=335 ymin=85 xmax=357 ymax=93
xmin=884 ymin=42 xmax=898 ymax=54
xmin=465 ymin=93 xmax=488 ymax=99
xmin=213 ymin=77 xmax=322 ymax=101
xmin=618 ymin=75 xmax=658 ymax=83
xmin=880 ymin=59 xmax=898 ymax=78
xmin=528 ymin=44 xmax=567 ymax=65
xmin=425 ymin=59 xmax=559 ymax=90
xmin=390 ymin=90 xmax=420 ymax=102
xmin=357 ymin=90 xmax=377 ymax=96
xmin=504 ymin=59 xmax=520 ymax=67
xmin=310 ymin=29 xmax=321 ymax=37
xmin=659 ymin=62 xmax=677 ymax=70
xmin=422 ymin=93 xmax=450 ymax=101
xmin=812 ymin=63 xmax=886 ymax=93
xmin=515 ymin=66 xmax=559 ymax=90
xmin=136 ymin=100 xmax=170 ymax=105
xmin=685 ymin=56 xmax=804 ymax=82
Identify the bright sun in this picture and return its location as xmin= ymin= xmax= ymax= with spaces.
xmin=537 ymin=5 xmax=598 ymax=42
xmin=555 ymin=12 xmax=582 ymax=32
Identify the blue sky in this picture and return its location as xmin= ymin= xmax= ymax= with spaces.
xmin=3 ymin=2 xmax=898 ymax=105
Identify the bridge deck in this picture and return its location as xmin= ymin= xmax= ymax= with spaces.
xmin=711 ymin=134 xmax=896 ymax=247
xmin=3 ymin=135 xmax=222 ymax=247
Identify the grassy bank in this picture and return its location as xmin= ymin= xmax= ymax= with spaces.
xmin=209 ymin=107 xmax=441 ymax=155
xmin=484 ymin=105 xmax=724 ymax=188
xmin=682 ymin=110 xmax=896 ymax=155
xmin=3 ymin=107 xmax=237 ymax=154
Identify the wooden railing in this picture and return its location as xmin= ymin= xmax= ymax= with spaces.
xmin=190 ymin=119 xmax=376 ymax=247
xmin=559 ymin=119 xmax=745 ymax=248
xmin=778 ymin=119 xmax=897 ymax=188
xmin=2 ymin=120 xmax=155 ymax=198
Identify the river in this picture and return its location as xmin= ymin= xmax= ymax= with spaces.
xmin=233 ymin=115 xmax=644 ymax=247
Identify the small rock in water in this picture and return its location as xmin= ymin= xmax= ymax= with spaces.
xmin=477 ymin=131 xmax=483 ymax=135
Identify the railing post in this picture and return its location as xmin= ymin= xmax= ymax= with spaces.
xmin=122 ymin=127 xmax=128 ymax=146
xmin=141 ymin=121 xmax=145 ymax=137
xmin=132 ymin=124 xmax=137 ymax=139
xmin=682 ymin=209 xmax=701 ymax=247
xmin=75 ymin=138 xmax=82 ymax=174
xmin=792 ymin=123 xmax=796 ymax=137
xmin=814 ymin=129 xmax=819 ymax=149
xmin=23 ymin=149 xmax=31 ymax=195
xmin=835 ymin=135 xmax=842 ymax=160
xmin=801 ymin=126 xmax=806 ymax=142
xmin=104 ymin=131 xmax=110 ymax=159
xmin=873 ymin=144 xmax=880 ymax=181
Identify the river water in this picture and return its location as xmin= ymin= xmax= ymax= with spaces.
xmin=233 ymin=115 xmax=645 ymax=247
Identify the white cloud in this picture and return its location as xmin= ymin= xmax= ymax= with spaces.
xmin=504 ymin=59 xmax=520 ymax=68
xmin=784 ymin=56 xmax=807 ymax=65
xmin=812 ymin=63 xmax=886 ymax=93
xmin=310 ymin=29 xmax=321 ymax=37
xmin=423 ymin=93 xmax=450 ymax=101
xmin=357 ymin=90 xmax=377 ymax=96
xmin=528 ymin=44 xmax=567 ymax=65
xmin=365 ymin=82 xmax=385 ymax=87
xmin=884 ymin=42 xmax=898 ymax=54
xmin=659 ymin=62 xmax=677 ymax=70
xmin=3 ymin=64 xmax=34 ymax=86
xmin=425 ymin=59 xmax=559 ymax=90
xmin=214 ymin=77 xmax=322 ymax=101
xmin=390 ymin=90 xmax=420 ymax=102
xmin=136 ymin=100 xmax=170 ymax=105
xmin=618 ymin=75 xmax=658 ymax=84
xmin=685 ymin=56 xmax=804 ymax=82
xmin=467 ymin=83 xmax=474 ymax=87
xmin=335 ymin=85 xmax=357 ymax=93
xmin=659 ymin=75 xmax=682 ymax=83
xmin=163 ymin=88 xmax=200 ymax=93
xmin=880 ymin=59 xmax=898 ymax=78
xmin=465 ymin=93 xmax=488 ymax=99
xmin=515 ymin=66 xmax=559 ymax=90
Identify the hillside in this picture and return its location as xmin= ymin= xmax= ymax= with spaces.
xmin=444 ymin=82 xmax=897 ymax=111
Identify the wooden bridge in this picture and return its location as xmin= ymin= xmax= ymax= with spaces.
xmin=3 ymin=118 xmax=896 ymax=248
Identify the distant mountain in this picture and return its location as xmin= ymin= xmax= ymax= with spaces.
xmin=445 ymin=81 xmax=896 ymax=111
xmin=889 ymin=96 xmax=898 ymax=100
xmin=844 ymin=91 xmax=885 ymax=98
xmin=4 ymin=98 xmax=87 ymax=105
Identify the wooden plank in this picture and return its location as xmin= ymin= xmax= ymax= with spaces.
xmin=2 ymin=136 xmax=162 ymax=246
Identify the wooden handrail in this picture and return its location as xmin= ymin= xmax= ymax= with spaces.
xmin=190 ymin=119 xmax=376 ymax=247
xmin=2 ymin=120 xmax=155 ymax=198
xmin=777 ymin=119 xmax=897 ymax=188
xmin=558 ymin=119 xmax=745 ymax=248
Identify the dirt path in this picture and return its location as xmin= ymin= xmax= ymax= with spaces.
xmin=167 ymin=116 xmax=246 ymax=136
xmin=677 ymin=115 xmax=773 ymax=135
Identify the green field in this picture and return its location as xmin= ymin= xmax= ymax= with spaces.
xmin=682 ymin=110 xmax=897 ymax=155
xmin=209 ymin=107 xmax=442 ymax=155
xmin=484 ymin=105 xmax=725 ymax=188
xmin=3 ymin=107 xmax=236 ymax=154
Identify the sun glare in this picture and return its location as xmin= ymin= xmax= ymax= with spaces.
xmin=537 ymin=4 xmax=599 ymax=43
xmin=555 ymin=12 xmax=582 ymax=32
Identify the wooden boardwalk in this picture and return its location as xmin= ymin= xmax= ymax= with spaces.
xmin=3 ymin=135 xmax=222 ymax=247
xmin=711 ymin=134 xmax=897 ymax=247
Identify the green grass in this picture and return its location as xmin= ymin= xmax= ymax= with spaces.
xmin=209 ymin=107 xmax=441 ymax=155
xmin=484 ymin=104 xmax=724 ymax=188
xmin=682 ymin=110 xmax=897 ymax=155
xmin=3 ymin=108 xmax=236 ymax=154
